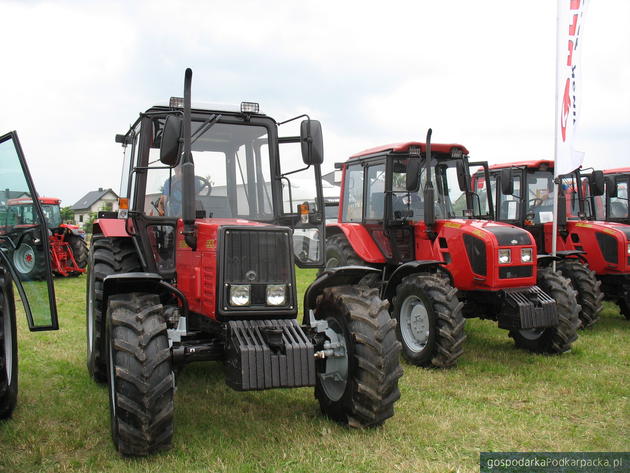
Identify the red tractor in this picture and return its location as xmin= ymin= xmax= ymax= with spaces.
xmin=0 ymin=131 xmax=59 ymax=419
xmin=324 ymin=130 xmax=579 ymax=368
xmin=86 ymin=69 xmax=402 ymax=456
xmin=5 ymin=197 xmax=87 ymax=279
xmin=483 ymin=161 xmax=629 ymax=322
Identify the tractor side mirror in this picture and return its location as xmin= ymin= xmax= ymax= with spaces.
xmin=501 ymin=168 xmax=514 ymax=195
xmin=160 ymin=115 xmax=183 ymax=166
xmin=606 ymin=176 xmax=618 ymax=198
xmin=406 ymin=158 xmax=421 ymax=192
xmin=455 ymin=160 xmax=467 ymax=192
xmin=300 ymin=119 xmax=324 ymax=165
xmin=589 ymin=170 xmax=605 ymax=196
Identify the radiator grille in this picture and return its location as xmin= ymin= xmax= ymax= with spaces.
xmin=224 ymin=229 xmax=291 ymax=283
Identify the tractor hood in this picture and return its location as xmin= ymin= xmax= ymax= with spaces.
xmin=563 ymin=220 xmax=630 ymax=274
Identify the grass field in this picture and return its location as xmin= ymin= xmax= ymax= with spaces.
xmin=1 ymin=270 xmax=628 ymax=473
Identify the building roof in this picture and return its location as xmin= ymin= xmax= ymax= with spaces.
xmin=70 ymin=188 xmax=118 ymax=211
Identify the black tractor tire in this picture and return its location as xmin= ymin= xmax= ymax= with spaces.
xmin=321 ymin=233 xmax=380 ymax=287
xmin=12 ymin=234 xmax=46 ymax=281
xmin=0 ymin=273 xmax=18 ymax=419
xmin=510 ymin=267 xmax=580 ymax=354
xmin=67 ymin=233 xmax=88 ymax=276
xmin=314 ymin=286 xmax=402 ymax=428
xmin=86 ymin=235 xmax=141 ymax=383
xmin=392 ymin=273 xmax=465 ymax=368
xmin=556 ymin=259 xmax=603 ymax=328
xmin=617 ymin=282 xmax=630 ymax=320
xmin=106 ymin=293 xmax=174 ymax=456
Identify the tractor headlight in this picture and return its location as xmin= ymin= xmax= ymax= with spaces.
xmin=266 ymin=284 xmax=287 ymax=306
xmin=627 ymin=243 xmax=630 ymax=255
xmin=229 ymin=285 xmax=250 ymax=306
xmin=498 ymin=249 xmax=511 ymax=264
xmin=521 ymin=248 xmax=533 ymax=263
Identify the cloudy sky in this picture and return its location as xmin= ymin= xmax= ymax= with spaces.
xmin=1 ymin=0 xmax=628 ymax=206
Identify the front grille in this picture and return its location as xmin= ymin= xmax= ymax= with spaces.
xmin=595 ymin=231 xmax=618 ymax=264
xmin=499 ymin=266 xmax=533 ymax=279
xmin=486 ymin=226 xmax=532 ymax=246
xmin=224 ymin=229 xmax=291 ymax=283
xmin=463 ymin=233 xmax=487 ymax=275
xmin=219 ymin=227 xmax=296 ymax=318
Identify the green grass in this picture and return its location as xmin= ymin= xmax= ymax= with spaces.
xmin=1 ymin=270 xmax=628 ymax=473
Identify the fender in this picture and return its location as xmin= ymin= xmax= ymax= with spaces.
xmin=103 ymin=272 xmax=189 ymax=317
xmin=537 ymin=250 xmax=585 ymax=267
xmin=93 ymin=218 xmax=129 ymax=238
xmin=382 ymin=260 xmax=444 ymax=301
xmin=325 ymin=223 xmax=386 ymax=263
xmin=302 ymin=266 xmax=380 ymax=318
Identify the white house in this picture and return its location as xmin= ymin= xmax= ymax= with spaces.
xmin=70 ymin=188 xmax=119 ymax=228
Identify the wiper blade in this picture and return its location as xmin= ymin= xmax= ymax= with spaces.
xmin=191 ymin=114 xmax=222 ymax=145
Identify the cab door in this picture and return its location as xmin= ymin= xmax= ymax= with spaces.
xmin=0 ymin=131 xmax=58 ymax=331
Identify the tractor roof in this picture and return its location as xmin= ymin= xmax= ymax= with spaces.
xmin=7 ymin=197 xmax=60 ymax=205
xmin=349 ymin=142 xmax=469 ymax=160
xmin=488 ymin=159 xmax=554 ymax=170
xmin=603 ymin=167 xmax=630 ymax=175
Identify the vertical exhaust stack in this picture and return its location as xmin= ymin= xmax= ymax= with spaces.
xmin=181 ymin=68 xmax=197 ymax=250
xmin=423 ymin=128 xmax=435 ymax=234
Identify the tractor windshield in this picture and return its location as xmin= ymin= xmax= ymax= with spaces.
xmin=144 ymin=121 xmax=273 ymax=221
xmin=392 ymin=157 xmax=479 ymax=220
xmin=41 ymin=204 xmax=61 ymax=228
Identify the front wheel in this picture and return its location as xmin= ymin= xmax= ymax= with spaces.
xmin=106 ymin=293 xmax=174 ymax=456
xmin=510 ymin=267 xmax=579 ymax=354
xmin=556 ymin=259 xmax=603 ymax=328
xmin=392 ymin=273 xmax=465 ymax=368
xmin=0 ymin=272 xmax=18 ymax=419
xmin=314 ymin=286 xmax=402 ymax=428
xmin=12 ymin=236 xmax=46 ymax=281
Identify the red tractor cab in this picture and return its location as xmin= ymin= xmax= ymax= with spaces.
xmin=325 ymin=131 xmax=578 ymax=368
xmin=483 ymin=160 xmax=629 ymax=322
xmin=589 ymin=167 xmax=630 ymax=225
xmin=86 ymin=70 xmax=402 ymax=456
xmin=5 ymin=196 xmax=87 ymax=278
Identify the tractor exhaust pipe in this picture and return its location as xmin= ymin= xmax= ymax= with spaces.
xmin=423 ymin=128 xmax=435 ymax=231
xmin=181 ymin=68 xmax=197 ymax=250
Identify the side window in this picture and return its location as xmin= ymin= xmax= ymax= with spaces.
xmin=475 ymin=173 xmax=496 ymax=217
xmin=342 ymin=164 xmax=364 ymax=222
xmin=365 ymin=164 xmax=385 ymax=220
xmin=610 ymin=177 xmax=629 ymax=219
xmin=499 ymin=175 xmax=521 ymax=221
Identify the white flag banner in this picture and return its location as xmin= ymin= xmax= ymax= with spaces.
xmin=555 ymin=0 xmax=588 ymax=177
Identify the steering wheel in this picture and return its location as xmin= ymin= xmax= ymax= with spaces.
xmin=196 ymin=176 xmax=212 ymax=196
xmin=528 ymin=198 xmax=544 ymax=208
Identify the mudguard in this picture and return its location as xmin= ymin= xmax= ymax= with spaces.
xmin=302 ymin=266 xmax=380 ymax=317
xmin=93 ymin=218 xmax=129 ymax=238
xmin=382 ymin=260 xmax=444 ymax=301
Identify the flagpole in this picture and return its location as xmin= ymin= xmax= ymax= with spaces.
xmin=551 ymin=0 xmax=562 ymax=271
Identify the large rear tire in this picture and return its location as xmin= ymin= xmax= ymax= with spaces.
xmin=392 ymin=273 xmax=465 ymax=368
xmin=556 ymin=259 xmax=603 ymax=328
xmin=0 ymin=272 xmax=17 ymax=419
xmin=510 ymin=267 xmax=579 ymax=354
xmin=67 ymin=233 xmax=88 ymax=276
xmin=86 ymin=235 xmax=141 ymax=383
xmin=321 ymin=233 xmax=380 ymax=286
xmin=314 ymin=286 xmax=402 ymax=428
xmin=106 ymin=293 xmax=174 ymax=456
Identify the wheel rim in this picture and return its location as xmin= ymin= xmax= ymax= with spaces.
xmin=399 ymin=294 xmax=430 ymax=353
xmin=518 ymin=328 xmax=545 ymax=340
xmin=319 ymin=318 xmax=348 ymax=402
xmin=2 ymin=296 xmax=12 ymax=384
xmin=325 ymin=255 xmax=340 ymax=270
xmin=13 ymin=244 xmax=35 ymax=274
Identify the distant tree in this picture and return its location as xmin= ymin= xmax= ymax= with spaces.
xmin=84 ymin=211 xmax=98 ymax=234
xmin=60 ymin=206 xmax=74 ymax=223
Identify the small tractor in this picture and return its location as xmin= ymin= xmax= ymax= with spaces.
xmin=484 ymin=161 xmax=629 ymax=322
xmin=5 ymin=196 xmax=87 ymax=279
xmin=86 ymin=69 xmax=402 ymax=456
xmin=0 ymin=131 xmax=59 ymax=419
xmin=324 ymin=130 xmax=579 ymax=368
